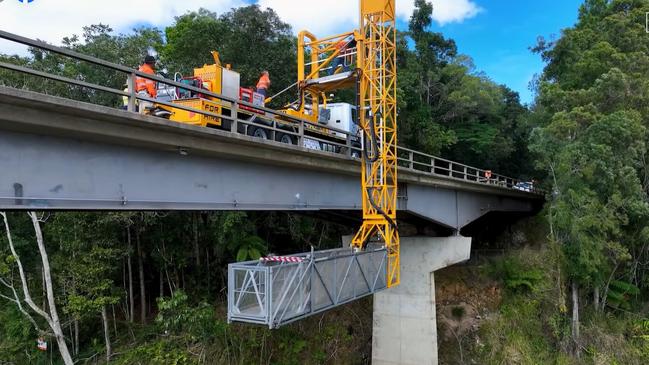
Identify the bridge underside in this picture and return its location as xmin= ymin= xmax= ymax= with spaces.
xmin=0 ymin=128 xmax=537 ymax=232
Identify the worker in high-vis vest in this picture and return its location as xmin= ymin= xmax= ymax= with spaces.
xmin=135 ymin=55 xmax=157 ymax=114
xmin=256 ymin=71 xmax=271 ymax=99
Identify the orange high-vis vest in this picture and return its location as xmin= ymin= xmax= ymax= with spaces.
xmin=256 ymin=74 xmax=270 ymax=90
xmin=136 ymin=63 xmax=157 ymax=98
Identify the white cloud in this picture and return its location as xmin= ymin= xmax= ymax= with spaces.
xmin=257 ymin=0 xmax=358 ymax=36
xmin=0 ymin=0 xmax=245 ymax=55
xmin=258 ymin=0 xmax=482 ymax=36
xmin=396 ymin=0 xmax=482 ymax=25
xmin=0 ymin=0 xmax=481 ymax=55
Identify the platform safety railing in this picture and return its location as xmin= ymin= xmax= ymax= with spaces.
xmin=0 ymin=29 xmax=543 ymax=195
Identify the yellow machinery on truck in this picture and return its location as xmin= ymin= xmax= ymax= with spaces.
xmin=157 ymin=51 xmax=247 ymax=128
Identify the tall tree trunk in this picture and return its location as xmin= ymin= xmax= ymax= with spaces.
xmin=159 ymin=268 xmax=164 ymax=299
xmin=206 ymin=246 xmax=211 ymax=295
xmin=127 ymin=227 xmax=134 ymax=323
xmin=101 ymin=306 xmax=112 ymax=363
xmin=29 ymin=213 xmax=74 ymax=365
xmin=571 ymin=281 xmax=580 ymax=358
xmin=112 ymin=305 xmax=118 ymax=337
xmin=68 ymin=322 xmax=75 ymax=357
xmin=41 ymin=266 xmax=46 ymax=312
xmin=2 ymin=212 xmax=74 ymax=364
xmin=193 ymin=212 xmax=200 ymax=267
xmin=136 ymin=232 xmax=146 ymax=324
xmin=74 ymin=318 xmax=79 ymax=356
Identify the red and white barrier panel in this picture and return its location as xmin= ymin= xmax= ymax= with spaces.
xmin=260 ymin=256 xmax=304 ymax=263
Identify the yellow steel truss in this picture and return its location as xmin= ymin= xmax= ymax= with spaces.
xmin=351 ymin=0 xmax=399 ymax=288
xmin=290 ymin=0 xmax=400 ymax=288
xmin=292 ymin=30 xmax=358 ymax=123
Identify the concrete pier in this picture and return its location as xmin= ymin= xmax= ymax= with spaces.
xmin=371 ymin=236 xmax=472 ymax=365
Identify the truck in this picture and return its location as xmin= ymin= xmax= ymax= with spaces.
xmin=151 ymin=51 xmax=361 ymax=156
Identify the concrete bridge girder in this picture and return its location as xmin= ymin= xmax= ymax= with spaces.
xmin=1 ymin=130 xmax=533 ymax=231
xmin=404 ymin=184 xmax=536 ymax=230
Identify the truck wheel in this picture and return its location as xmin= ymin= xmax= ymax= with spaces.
xmin=277 ymin=133 xmax=296 ymax=145
xmin=251 ymin=127 xmax=269 ymax=140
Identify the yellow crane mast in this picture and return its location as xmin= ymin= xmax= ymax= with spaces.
xmin=287 ymin=0 xmax=400 ymax=288
xmin=351 ymin=0 xmax=400 ymax=288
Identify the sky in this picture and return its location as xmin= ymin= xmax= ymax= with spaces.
xmin=0 ymin=0 xmax=584 ymax=104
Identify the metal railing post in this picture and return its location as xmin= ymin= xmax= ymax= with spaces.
xmin=231 ymin=102 xmax=239 ymax=134
xmin=408 ymin=151 xmax=414 ymax=169
xmin=127 ymin=73 xmax=136 ymax=112
xmin=346 ymin=134 xmax=352 ymax=156
xmin=298 ymin=122 xmax=305 ymax=147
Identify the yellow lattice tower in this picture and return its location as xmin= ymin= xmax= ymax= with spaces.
xmin=351 ymin=0 xmax=400 ymax=288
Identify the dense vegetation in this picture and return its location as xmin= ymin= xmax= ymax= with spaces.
xmin=2 ymin=0 xmax=649 ymax=364
xmin=529 ymin=0 xmax=649 ymax=360
xmin=454 ymin=0 xmax=649 ymax=363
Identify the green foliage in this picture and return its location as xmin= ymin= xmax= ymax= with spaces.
xmin=156 ymin=291 xmax=225 ymax=341
xmin=607 ymin=280 xmax=641 ymax=309
xmin=233 ymin=235 xmax=265 ymax=262
xmin=490 ymin=256 xmax=545 ymax=293
xmin=0 ymin=306 xmax=41 ymax=364
xmin=117 ymin=340 xmax=195 ymax=365
xmin=531 ymin=0 xmax=649 ymax=302
xmin=451 ymin=306 xmax=465 ymax=319
xmin=163 ymin=6 xmax=297 ymax=107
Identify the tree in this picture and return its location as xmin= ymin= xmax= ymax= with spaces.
xmin=530 ymin=0 xmax=649 ymax=356
xmin=0 ymin=212 xmax=74 ymax=365
xmin=395 ymin=0 xmax=529 ymax=175
xmin=163 ymin=6 xmax=297 ymax=107
xmin=48 ymin=213 xmax=122 ymax=362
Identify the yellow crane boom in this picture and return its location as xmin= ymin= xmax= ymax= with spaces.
xmin=351 ymin=0 xmax=400 ymax=288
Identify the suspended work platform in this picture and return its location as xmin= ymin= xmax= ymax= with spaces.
xmin=302 ymin=71 xmax=357 ymax=93
xmin=228 ymin=246 xmax=387 ymax=328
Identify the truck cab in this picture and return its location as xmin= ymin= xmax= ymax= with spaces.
xmin=320 ymin=103 xmax=359 ymax=138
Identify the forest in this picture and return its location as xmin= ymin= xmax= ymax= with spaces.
xmin=1 ymin=0 xmax=649 ymax=364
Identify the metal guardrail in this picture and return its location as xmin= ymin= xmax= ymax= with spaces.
xmin=0 ymin=30 xmax=543 ymax=195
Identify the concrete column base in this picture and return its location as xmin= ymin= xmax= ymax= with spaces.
xmin=372 ymin=236 xmax=472 ymax=365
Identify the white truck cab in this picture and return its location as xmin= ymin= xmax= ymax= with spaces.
xmin=320 ymin=103 xmax=359 ymax=137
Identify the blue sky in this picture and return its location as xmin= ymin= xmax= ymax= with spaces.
xmin=0 ymin=0 xmax=584 ymax=104
xmin=415 ymin=1 xmax=584 ymax=104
